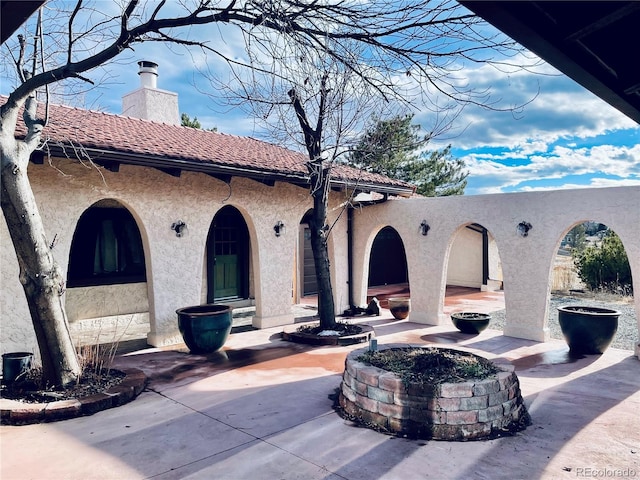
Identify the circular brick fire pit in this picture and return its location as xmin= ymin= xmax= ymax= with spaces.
xmin=339 ymin=344 xmax=529 ymax=440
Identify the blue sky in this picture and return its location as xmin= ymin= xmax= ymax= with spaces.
xmin=2 ymin=2 xmax=638 ymax=196
xmin=430 ymin=60 xmax=640 ymax=195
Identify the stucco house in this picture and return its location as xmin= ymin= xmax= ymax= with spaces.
xmin=1 ymin=62 xmax=418 ymax=353
xmin=2 ymin=62 xmax=639 ymax=360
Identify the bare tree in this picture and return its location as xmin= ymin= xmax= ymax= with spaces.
xmin=1 ymin=0 xmax=532 ymax=385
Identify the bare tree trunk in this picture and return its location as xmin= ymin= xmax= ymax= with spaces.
xmin=308 ymin=161 xmax=336 ymax=329
xmin=289 ymin=84 xmax=337 ymax=329
xmin=1 ymin=147 xmax=81 ymax=387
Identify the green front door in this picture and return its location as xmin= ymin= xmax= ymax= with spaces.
xmin=207 ymin=207 xmax=249 ymax=303
xmin=213 ymin=228 xmax=239 ymax=299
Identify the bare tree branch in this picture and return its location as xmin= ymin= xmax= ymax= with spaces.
xmin=0 ymin=0 xmax=541 ymax=383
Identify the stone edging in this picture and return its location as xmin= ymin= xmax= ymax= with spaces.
xmin=0 ymin=368 xmax=147 ymax=426
xmin=282 ymin=324 xmax=374 ymax=346
xmin=339 ymin=344 xmax=530 ymax=440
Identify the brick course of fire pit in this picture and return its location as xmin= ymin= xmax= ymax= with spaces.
xmin=338 ymin=344 xmax=529 ymax=440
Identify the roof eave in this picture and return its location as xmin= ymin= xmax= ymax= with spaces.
xmin=329 ymin=178 xmax=415 ymax=198
xmin=43 ymin=144 xmax=414 ymax=197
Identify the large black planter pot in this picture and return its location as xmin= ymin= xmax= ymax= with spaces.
xmin=176 ymin=304 xmax=233 ymax=354
xmin=557 ymin=306 xmax=620 ymax=354
xmin=451 ymin=312 xmax=491 ymax=334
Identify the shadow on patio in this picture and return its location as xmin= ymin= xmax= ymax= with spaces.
xmin=1 ymin=288 xmax=638 ymax=480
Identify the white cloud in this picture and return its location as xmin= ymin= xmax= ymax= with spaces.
xmin=463 ymin=140 xmax=640 ymax=194
xmin=519 ymin=177 xmax=640 ymax=192
xmin=421 ymin=53 xmax=637 ymax=152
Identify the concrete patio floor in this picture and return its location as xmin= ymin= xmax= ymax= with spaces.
xmin=1 ymin=301 xmax=638 ymax=480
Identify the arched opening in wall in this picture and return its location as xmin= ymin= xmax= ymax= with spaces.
xmin=443 ymin=224 xmax=505 ymax=323
xmin=549 ymin=221 xmax=636 ymax=351
xmin=297 ymin=210 xmax=318 ymax=305
xmin=366 ymin=226 xmax=409 ymax=308
xmin=206 ymin=205 xmax=251 ymax=305
xmin=66 ymin=198 xmax=150 ymax=348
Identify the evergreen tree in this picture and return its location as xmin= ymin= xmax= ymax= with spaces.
xmin=566 ymin=223 xmax=587 ymax=253
xmin=348 ymin=114 xmax=468 ymax=196
xmin=181 ymin=113 xmax=217 ymax=132
xmin=181 ymin=113 xmax=202 ymax=129
xmin=574 ymin=230 xmax=632 ymax=294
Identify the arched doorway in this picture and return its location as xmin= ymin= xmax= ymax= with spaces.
xmin=366 ymin=226 xmax=409 ymax=307
xmin=299 ymin=210 xmax=318 ymax=297
xmin=206 ymin=206 xmax=250 ymax=303
xmin=368 ymin=226 xmax=408 ymax=287
xmin=442 ymin=223 xmax=504 ymax=322
xmin=446 ymin=223 xmax=502 ymax=291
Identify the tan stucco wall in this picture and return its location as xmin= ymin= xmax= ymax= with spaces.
xmin=65 ymin=283 xmax=149 ymax=321
xmin=447 ymin=227 xmax=483 ymax=288
xmin=352 ymin=187 xmax=640 ymax=345
xmin=487 ymin=234 xmax=503 ymax=287
xmin=0 ymin=159 xmax=351 ymax=354
xmin=446 ymin=228 xmax=503 ymax=290
xmin=2 ymin=159 xmax=638 ymax=356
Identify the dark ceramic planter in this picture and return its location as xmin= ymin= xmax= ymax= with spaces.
xmin=557 ymin=305 xmax=620 ymax=354
xmin=2 ymin=352 xmax=33 ymax=385
xmin=176 ymin=304 xmax=233 ymax=354
xmin=451 ymin=312 xmax=491 ymax=334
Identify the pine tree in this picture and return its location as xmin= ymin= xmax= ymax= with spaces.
xmin=348 ymin=114 xmax=468 ymax=196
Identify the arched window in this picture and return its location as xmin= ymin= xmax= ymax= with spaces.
xmin=68 ymin=203 xmax=146 ymax=287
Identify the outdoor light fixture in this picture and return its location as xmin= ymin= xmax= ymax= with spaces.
xmin=517 ymin=221 xmax=532 ymax=237
xmin=274 ymin=220 xmax=285 ymax=237
xmin=420 ymin=220 xmax=430 ymax=236
xmin=171 ymin=220 xmax=187 ymax=237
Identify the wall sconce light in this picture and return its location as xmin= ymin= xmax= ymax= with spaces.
xmin=517 ymin=221 xmax=532 ymax=237
xmin=420 ymin=220 xmax=430 ymax=236
xmin=171 ymin=220 xmax=187 ymax=237
xmin=274 ymin=220 xmax=285 ymax=237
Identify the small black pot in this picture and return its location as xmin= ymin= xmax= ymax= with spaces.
xmin=557 ymin=306 xmax=620 ymax=354
xmin=176 ymin=304 xmax=233 ymax=354
xmin=2 ymin=352 xmax=33 ymax=385
xmin=451 ymin=312 xmax=491 ymax=334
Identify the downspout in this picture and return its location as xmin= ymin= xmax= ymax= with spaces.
xmin=348 ymin=207 xmax=355 ymax=308
xmin=347 ymin=193 xmax=389 ymax=312
xmin=482 ymin=227 xmax=489 ymax=286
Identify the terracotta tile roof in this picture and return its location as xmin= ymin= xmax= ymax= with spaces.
xmin=7 ymin=97 xmax=414 ymax=195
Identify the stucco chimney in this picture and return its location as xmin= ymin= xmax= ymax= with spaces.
xmin=122 ymin=60 xmax=180 ymax=125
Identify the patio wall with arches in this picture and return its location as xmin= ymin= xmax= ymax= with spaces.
xmin=351 ymin=186 xmax=640 ymax=354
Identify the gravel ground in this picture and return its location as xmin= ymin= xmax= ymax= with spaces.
xmin=489 ymin=293 xmax=638 ymax=351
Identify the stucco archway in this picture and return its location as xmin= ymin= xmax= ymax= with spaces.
xmin=368 ymin=226 xmax=409 ymax=288
xmin=66 ymin=198 xmax=151 ymax=346
xmin=441 ymin=223 xmax=504 ymax=326
xmin=293 ymin=208 xmax=340 ymax=312
xmin=205 ymin=205 xmax=252 ymax=304
xmin=358 ymin=225 xmax=411 ymax=309
xmin=446 ymin=223 xmax=502 ymax=292
xmin=297 ymin=209 xmax=318 ymax=301
xmin=547 ymin=220 xmax=637 ymax=350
